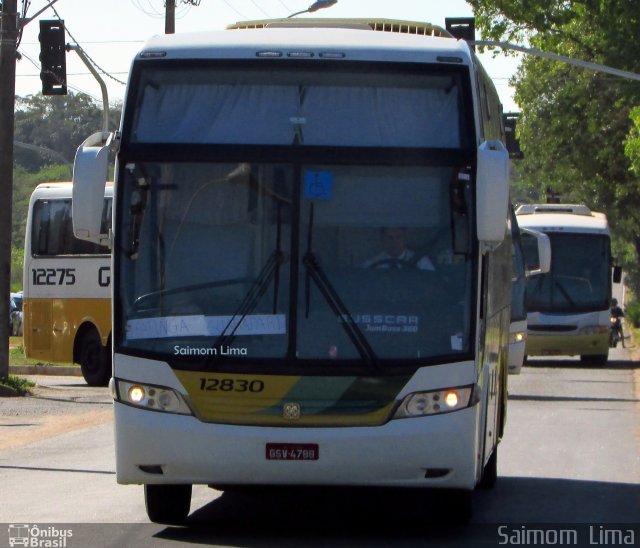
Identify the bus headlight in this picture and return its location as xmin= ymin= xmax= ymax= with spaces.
xmin=393 ymin=385 xmax=477 ymax=419
xmin=510 ymin=330 xmax=526 ymax=344
xmin=114 ymin=379 xmax=193 ymax=415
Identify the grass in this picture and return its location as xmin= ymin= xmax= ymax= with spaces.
xmin=9 ymin=339 xmax=48 ymax=367
xmin=8 ymin=337 xmax=74 ymax=367
xmin=0 ymin=374 xmax=35 ymax=396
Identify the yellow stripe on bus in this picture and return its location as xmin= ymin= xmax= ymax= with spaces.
xmin=23 ymin=297 xmax=111 ymax=364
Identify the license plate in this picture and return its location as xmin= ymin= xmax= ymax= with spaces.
xmin=266 ymin=443 xmax=319 ymax=461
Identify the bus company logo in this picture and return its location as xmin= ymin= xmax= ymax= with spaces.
xmin=7 ymin=524 xmax=73 ymax=547
xmin=283 ymin=402 xmax=301 ymax=420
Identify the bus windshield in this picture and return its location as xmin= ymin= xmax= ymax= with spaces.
xmin=525 ymin=232 xmax=610 ymax=313
xmin=117 ymin=162 xmax=474 ymax=367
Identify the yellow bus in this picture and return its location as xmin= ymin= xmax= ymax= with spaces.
xmin=23 ymin=182 xmax=113 ymax=386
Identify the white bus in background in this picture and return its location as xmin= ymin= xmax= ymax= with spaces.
xmin=516 ymin=203 xmax=621 ymax=366
xmin=23 ymin=182 xmax=113 ymax=386
xmin=72 ymin=18 xmax=513 ymax=524
xmin=509 ymin=208 xmax=550 ymax=374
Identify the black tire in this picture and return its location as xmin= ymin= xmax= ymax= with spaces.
xmin=478 ymin=447 xmax=498 ymax=489
xmin=77 ymin=328 xmax=110 ymax=387
xmin=145 ymin=484 xmax=192 ymax=525
xmin=580 ymin=354 xmax=608 ymax=367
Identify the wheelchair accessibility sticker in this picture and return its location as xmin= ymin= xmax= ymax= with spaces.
xmin=304 ymin=171 xmax=333 ymax=201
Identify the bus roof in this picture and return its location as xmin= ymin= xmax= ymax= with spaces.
xmin=227 ymin=18 xmax=451 ymax=36
xmin=31 ymin=181 xmax=113 ymax=199
xmin=515 ymin=204 xmax=609 ymax=235
xmin=138 ymin=20 xmax=472 ymax=65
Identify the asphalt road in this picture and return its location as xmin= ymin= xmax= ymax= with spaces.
xmin=0 ymin=345 xmax=638 ymax=547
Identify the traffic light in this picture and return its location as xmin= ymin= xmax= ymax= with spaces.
xmin=445 ymin=17 xmax=476 ymax=51
xmin=39 ymin=20 xmax=67 ymax=95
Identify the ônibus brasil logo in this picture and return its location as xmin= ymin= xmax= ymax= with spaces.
xmin=8 ymin=524 xmax=73 ymax=547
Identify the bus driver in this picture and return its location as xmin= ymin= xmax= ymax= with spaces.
xmin=364 ymin=227 xmax=435 ymax=271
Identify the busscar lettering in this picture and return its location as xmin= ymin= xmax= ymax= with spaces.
xmin=340 ymin=313 xmax=419 ymax=329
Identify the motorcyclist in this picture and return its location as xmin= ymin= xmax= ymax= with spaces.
xmin=610 ymin=298 xmax=625 ymax=348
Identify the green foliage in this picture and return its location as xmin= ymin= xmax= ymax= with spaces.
xmin=625 ymin=107 xmax=640 ymax=177
xmin=11 ymin=246 xmax=23 ymax=292
xmin=0 ymin=375 xmax=35 ymax=396
xmin=624 ymin=300 xmax=640 ymax=328
xmin=472 ymin=0 xmax=640 ymax=292
xmin=14 ymin=92 xmax=121 ymax=172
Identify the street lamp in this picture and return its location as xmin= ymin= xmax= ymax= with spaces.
xmin=287 ymin=0 xmax=337 ymax=18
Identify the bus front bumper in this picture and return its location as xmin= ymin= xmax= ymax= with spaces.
xmin=114 ymin=401 xmax=482 ymax=490
xmin=525 ymin=332 xmax=609 ymax=357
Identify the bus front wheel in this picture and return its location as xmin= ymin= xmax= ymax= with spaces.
xmin=77 ymin=328 xmax=110 ymax=387
xmin=478 ymin=447 xmax=498 ymax=489
xmin=145 ymin=484 xmax=192 ymax=525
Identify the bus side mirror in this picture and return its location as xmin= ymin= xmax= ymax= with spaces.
xmin=476 ymin=140 xmax=509 ymax=246
xmin=613 ymin=266 xmax=622 ymax=284
xmin=73 ymin=132 xmax=113 ymax=245
xmin=520 ymin=228 xmax=551 ymax=276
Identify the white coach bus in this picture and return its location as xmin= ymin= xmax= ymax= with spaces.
xmin=509 ymin=208 xmax=551 ymax=374
xmin=71 ymin=18 xmax=513 ymax=524
xmin=516 ymin=203 xmax=620 ymax=366
xmin=23 ymin=182 xmax=112 ymax=386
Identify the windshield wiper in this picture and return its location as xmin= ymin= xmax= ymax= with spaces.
xmin=555 ymin=280 xmax=576 ymax=307
xmin=210 ymin=250 xmax=286 ymax=351
xmin=303 ymin=252 xmax=377 ymax=366
xmin=303 ymin=203 xmax=377 ymax=366
xmin=212 ymin=203 xmax=286 ymax=350
xmin=131 ymin=277 xmax=254 ymax=311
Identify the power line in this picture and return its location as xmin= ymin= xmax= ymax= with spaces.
xmin=20 ymin=39 xmax=145 ymax=45
xmin=131 ymin=0 xmax=164 ymax=18
xmin=48 ymin=3 xmax=127 ymax=86
xmin=18 ymin=49 xmax=122 ymax=106
xmin=247 ymin=0 xmax=272 ymax=18
xmin=221 ymin=0 xmax=248 ymax=20
xmin=277 ymin=0 xmax=293 ymax=14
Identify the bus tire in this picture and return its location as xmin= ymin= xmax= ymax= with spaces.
xmin=478 ymin=447 xmax=498 ymax=489
xmin=580 ymin=354 xmax=608 ymax=367
xmin=145 ymin=484 xmax=192 ymax=525
xmin=77 ymin=328 xmax=110 ymax=387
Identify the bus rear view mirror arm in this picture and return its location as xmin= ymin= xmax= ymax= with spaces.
xmin=476 ymin=140 xmax=509 ymax=249
xmin=72 ymin=131 xmax=115 ymax=246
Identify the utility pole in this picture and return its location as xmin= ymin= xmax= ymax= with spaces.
xmin=165 ymin=0 xmax=175 ymax=34
xmin=0 ymin=0 xmax=18 ymax=381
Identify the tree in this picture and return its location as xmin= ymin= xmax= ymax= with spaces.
xmin=470 ymin=0 xmax=640 ymax=287
xmin=14 ymin=92 xmax=121 ymax=171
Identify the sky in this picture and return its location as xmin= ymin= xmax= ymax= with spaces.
xmin=14 ymin=0 xmax=522 ymax=111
